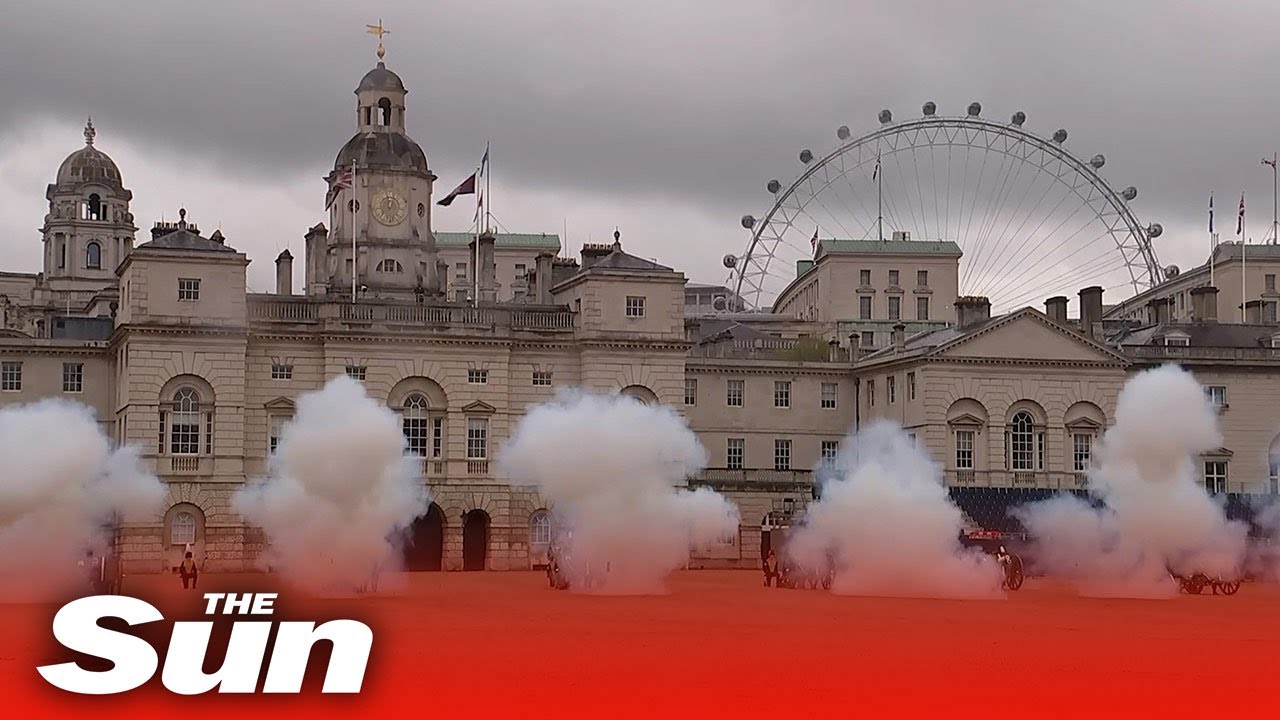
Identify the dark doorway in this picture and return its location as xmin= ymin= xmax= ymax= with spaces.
xmin=760 ymin=529 xmax=773 ymax=560
xmin=462 ymin=509 xmax=490 ymax=571
xmin=405 ymin=503 xmax=445 ymax=571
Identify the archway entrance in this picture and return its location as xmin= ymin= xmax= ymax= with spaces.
xmin=462 ymin=509 xmax=490 ymax=571
xmin=404 ymin=503 xmax=444 ymax=571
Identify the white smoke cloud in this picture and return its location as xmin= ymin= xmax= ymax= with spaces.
xmin=498 ymin=389 xmax=740 ymax=595
xmin=0 ymin=398 xmax=164 ymax=602
xmin=1015 ymin=364 xmax=1248 ymax=598
xmin=233 ymin=376 xmax=429 ymax=596
xmin=784 ymin=420 xmax=1003 ymax=599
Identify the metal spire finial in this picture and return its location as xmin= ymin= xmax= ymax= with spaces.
xmin=84 ymin=117 xmax=96 ymax=146
xmin=366 ymin=20 xmax=390 ymax=61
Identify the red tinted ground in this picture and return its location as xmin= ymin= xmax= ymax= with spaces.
xmin=1 ymin=570 xmax=1276 ymax=718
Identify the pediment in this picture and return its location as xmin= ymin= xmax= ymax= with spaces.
xmin=1202 ymin=447 xmax=1234 ymax=458
xmin=462 ymin=400 xmax=496 ymax=414
xmin=947 ymin=413 xmax=987 ymax=427
xmin=1064 ymin=417 xmax=1103 ymax=429
xmin=263 ymin=396 xmax=296 ymax=410
xmin=934 ymin=310 xmax=1126 ymax=364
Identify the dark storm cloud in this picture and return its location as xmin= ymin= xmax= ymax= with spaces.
xmin=3 ymin=0 xmax=1280 ymax=266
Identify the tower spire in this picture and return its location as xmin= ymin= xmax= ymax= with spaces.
xmin=84 ymin=117 xmax=96 ymax=146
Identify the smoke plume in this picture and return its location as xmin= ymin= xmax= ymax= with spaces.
xmin=234 ymin=376 xmax=429 ymax=596
xmin=1015 ymin=365 xmax=1248 ymax=598
xmin=0 ymin=399 xmax=164 ymax=602
xmin=498 ymin=389 xmax=740 ymax=595
xmin=787 ymin=420 xmax=1003 ymax=599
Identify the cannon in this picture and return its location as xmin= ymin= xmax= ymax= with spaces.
xmin=1171 ymin=571 xmax=1241 ymax=596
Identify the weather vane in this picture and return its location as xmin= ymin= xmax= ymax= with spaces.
xmin=84 ymin=116 xmax=95 ymax=146
xmin=366 ymin=20 xmax=390 ymax=61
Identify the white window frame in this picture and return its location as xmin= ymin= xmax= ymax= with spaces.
xmin=887 ymin=375 xmax=896 ymax=404
xmin=867 ymin=379 xmax=875 ymax=407
xmin=888 ymin=296 xmax=901 ymax=320
xmin=726 ymin=438 xmax=744 ymax=470
xmin=907 ymin=372 xmax=916 ymax=401
xmin=401 ymin=394 xmax=431 ymax=457
xmin=271 ymin=363 xmax=293 ymax=380
xmin=1 ymin=361 xmax=22 ymax=391
xmin=1205 ymin=385 xmax=1227 ymax=409
xmin=1008 ymin=411 xmax=1041 ymax=472
xmin=171 ymin=511 xmax=197 ymax=546
xmin=684 ymin=378 xmax=697 ymax=406
xmin=916 ymin=296 xmax=930 ymax=321
xmin=62 ymin=362 xmax=84 ymax=393
xmin=726 ymin=379 xmax=744 ymax=408
xmin=466 ymin=417 xmax=489 ymax=460
xmin=1072 ymin=432 xmax=1093 ymax=473
xmin=821 ymin=382 xmax=837 ymax=409
xmin=532 ymin=370 xmax=553 ymax=386
xmin=821 ymin=440 xmax=839 ymax=461
xmin=468 ymin=369 xmax=489 ymax=384
xmin=773 ymin=380 xmax=791 ymax=409
xmin=1204 ymin=460 xmax=1228 ymax=494
xmin=269 ymin=413 xmax=292 ymax=454
xmin=530 ymin=511 xmax=552 ymax=546
xmin=177 ymin=278 xmax=200 ymax=301
xmin=773 ymin=439 xmax=792 ymax=471
xmin=625 ymin=296 xmax=646 ymax=318
xmin=345 ymin=364 xmax=367 ymax=381
xmin=955 ymin=429 xmax=975 ymax=470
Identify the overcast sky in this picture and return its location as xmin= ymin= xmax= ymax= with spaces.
xmin=2 ymin=0 xmax=1278 ymax=298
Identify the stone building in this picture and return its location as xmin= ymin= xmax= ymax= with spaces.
xmin=2 ymin=52 xmax=1279 ymax=576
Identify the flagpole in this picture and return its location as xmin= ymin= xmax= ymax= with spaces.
xmin=1241 ymin=192 xmax=1247 ymax=323
xmin=485 ymin=142 xmax=491 ymax=232
xmin=876 ymin=152 xmax=884 ymax=242
xmin=1209 ymin=193 xmax=1215 ymax=287
xmin=351 ymin=160 xmax=358 ymax=305
xmin=473 ymin=162 xmax=482 ymax=308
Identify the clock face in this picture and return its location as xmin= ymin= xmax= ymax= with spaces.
xmin=371 ymin=188 xmax=407 ymax=226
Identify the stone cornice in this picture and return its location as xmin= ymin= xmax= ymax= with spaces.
xmin=0 ymin=341 xmax=112 ymax=357
xmin=685 ymin=361 xmax=851 ymax=377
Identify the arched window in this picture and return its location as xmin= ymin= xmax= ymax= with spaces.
xmin=1009 ymin=411 xmax=1037 ymax=471
xmin=377 ymin=258 xmax=403 ymax=273
xmin=402 ymin=393 xmax=430 ymax=456
xmin=170 ymin=387 xmax=202 ymax=455
xmin=378 ymin=97 xmax=392 ymax=126
xmin=85 ymin=193 xmax=103 ymax=220
xmin=171 ymin=511 xmax=196 ymax=545
xmin=85 ymin=241 xmax=102 ymax=270
xmin=530 ymin=510 xmax=552 ymax=546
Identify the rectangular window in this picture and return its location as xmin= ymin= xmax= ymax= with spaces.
xmin=345 ymin=364 xmax=367 ymax=381
xmin=456 ymin=262 xmax=468 ymax=281
xmin=867 ymin=379 xmax=875 ymax=407
xmin=532 ymin=370 xmax=553 ymax=386
xmin=773 ymin=439 xmax=792 ymax=471
xmin=821 ymin=440 xmax=839 ymax=461
xmin=402 ymin=411 xmax=429 ymax=457
xmin=887 ymin=375 xmax=896 ymax=404
xmin=455 ymin=288 xmax=468 ymax=302
xmin=1205 ymin=385 xmax=1227 ymax=408
xmin=170 ymin=412 xmax=201 ymax=456
xmin=178 ymin=278 xmax=200 ymax=301
xmin=1204 ymin=460 xmax=1228 ymax=494
xmin=625 ymin=296 xmax=646 ymax=318
xmin=271 ymin=363 xmax=293 ymax=380
xmin=917 ymin=296 xmax=930 ymax=320
xmin=859 ymin=269 xmax=871 ymax=286
xmin=1264 ymin=301 xmax=1277 ymax=323
xmin=821 ymin=382 xmax=837 ymax=409
xmin=862 ymin=330 xmax=874 ymax=347
xmin=888 ymin=296 xmax=900 ymax=320
xmin=62 ymin=362 xmax=84 ymax=393
xmin=1072 ymin=432 xmax=1093 ymax=473
xmin=773 ymin=381 xmax=791 ymax=409
xmin=727 ymin=379 xmax=744 ymax=407
xmin=727 ymin=438 xmax=744 ymax=470
xmin=917 ymin=270 xmax=929 ymax=287
xmin=431 ymin=417 xmax=444 ymax=459
xmin=859 ymin=296 xmax=872 ymax=319
xmin=684 ymin=378 xmax=697 ymax=406
xmin=907 ymin=372 xmax=916 ymax=400
xmin=1 ymin=361 xmax=21 ymax=391
xmin=269 ymin=414 xmax=292 ymax=454
xmin=468 ymin=369 xmax=488 ymax=384
xmin=888 ymin=269 xmax=899 ymax=286
xmin=514 ymin=263 xmax=527 ymax=281
xmin=467 ymin=417 xmax=489 ymax=460
xmin=1267 ymin=273 xmax=1277 ymax=292
xmin=1164 ymin=336 xmax=1190 ymax=346
xmin=955 ymin=430 xmax=975 ymax=470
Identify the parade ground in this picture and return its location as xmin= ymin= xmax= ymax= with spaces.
xmin=3 ymin=570 xmax=1277 ymax=718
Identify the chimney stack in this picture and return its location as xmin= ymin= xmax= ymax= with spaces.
xmin=892 ymin=322 xmax=906 ymax=350
xmin=954 ymin=296 xmax=992 ymax=329
xmin=275 ymin=249 xmax=293 ymax=295
xmin=1044 ymin=296 xmax=1068 ymax=324
xmin=1243 ymin=299 xmax=1263 ymax=324
xmin=472 ymin=231 xmax=497 ymax=302
xmin=1190 ymin=286 xmax=1218 ymax=322
xmin=304 ymin=223 xmax=328 ymax=294
xmin=1078 ymin=286 xmax=1104 ymax=337
xmin=1146 ymin=297 xmax=1170 ymax=326
xmin=534 ymin=251 xmax=555 ymax=305
xmin=580 ymin=243 xmax=613 ymax=268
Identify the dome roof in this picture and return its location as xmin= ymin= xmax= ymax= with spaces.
xmin=56 ymin=120 xmax=123 ymax=187
xmin=356 ymin=62 xmax=406 ymax=94
xmin=335 ymin=131 xmax=429 ymax=174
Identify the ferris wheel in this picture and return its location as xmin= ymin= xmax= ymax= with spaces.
xmin=726 ymin=102 xmax=1166 ymax=313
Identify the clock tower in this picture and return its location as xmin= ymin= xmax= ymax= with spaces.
xmin=322 ymin=37 xmax=440 ymax=299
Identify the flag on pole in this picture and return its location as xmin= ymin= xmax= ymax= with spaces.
xmin=474 ymin=189 xmax=483 ymax=222
xmin=325 ymin=169 xmax=354 ymax=210
xmin=480 ymin=144 xmax=490 ymax=176
xmin=1208 ymin=193 xmax=1214 ymax=233
xmin=1237 ymin=193 xmax=1245 ymax=236
xmin=872 ymin=153 xmax=881 ymax=180
xmin=1264 ymin=156 xmax=1277 ymax=169
xmin=438 ymin=172 xmax=477 ymax=206
xmin=811 ymin=227 xmax=819 ymax=256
